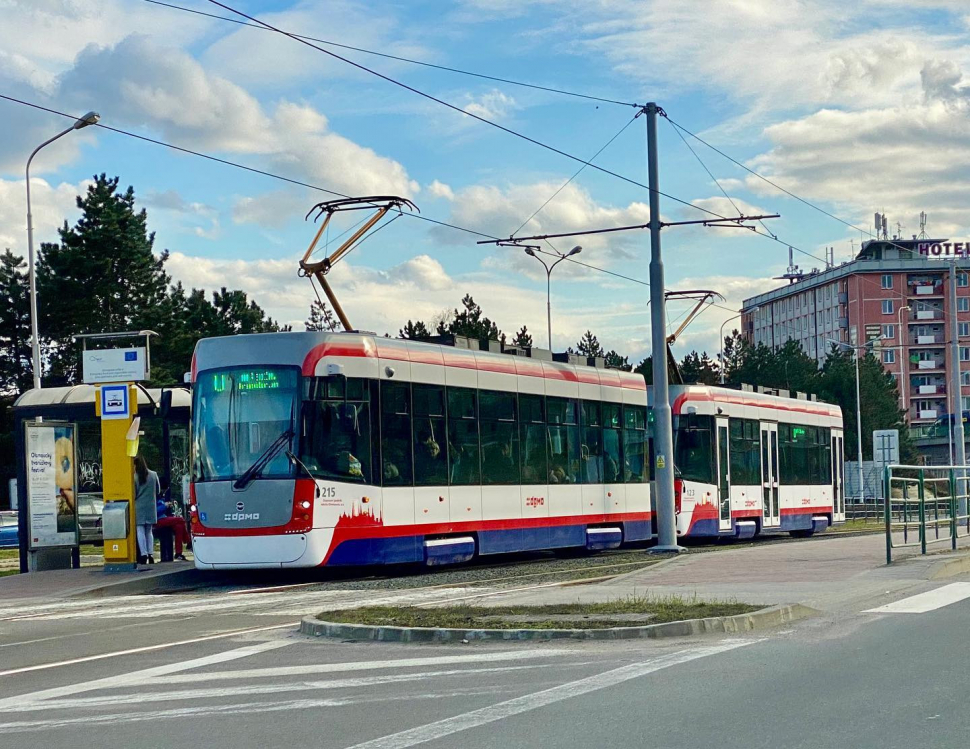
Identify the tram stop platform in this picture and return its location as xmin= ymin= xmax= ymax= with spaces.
xmin=0 ymin=560 xmax=201 ymax=604
xmin=468 ymin=532 xmax=970 ymax=617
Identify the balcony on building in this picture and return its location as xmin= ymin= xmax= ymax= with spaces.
xmin=908 ymin=274 xmax=945 ymax=297
xmin=911 ymin=305 xmax=943 ymax=322
xmin=910 ymin=333 xmax=945 ymax=346
xmin=911 ymin=358 xmax=944 ymax=371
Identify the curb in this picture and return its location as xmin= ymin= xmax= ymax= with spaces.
xmin=299 ymin=603 xmax=818 ymax=643
xmin=929 ymin=552 xmax=970 ymax=580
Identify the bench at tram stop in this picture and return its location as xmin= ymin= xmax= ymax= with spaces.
xmin=155 ymin=526 xmax=175 ymax=563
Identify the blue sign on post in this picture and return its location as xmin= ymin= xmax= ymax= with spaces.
xmin=100 ymin=384 xmax=129 ymax=420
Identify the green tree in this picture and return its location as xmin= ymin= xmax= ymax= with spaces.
xmin=511 ymin=325 xmax=533 ymax=348
xmin=37 ymin=174 xmax=170 ymax=383
xmin=680 ymin=351 xmax=720 ymax=385
xmin=306 ymin=300 xmax=338 ymax=332
xmin=604 ymin=350 xmax=630 ymax=370
xmin=436 ymin=294 xmax=501 ymax=341
xmin=400 ymin=319 xmax=432 ymax=340
xmin=635 ymin=356 xmax=653 ymax=385
xmin=0 ymin=249 xmax=32 ymax=392
xmin=573 ymin=330 xmax=605 ymax=358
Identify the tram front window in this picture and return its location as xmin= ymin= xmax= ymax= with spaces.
xmin=193 ymin=367 xmax=299 ymax=482
xmin=674 ymin=415 xmax=715 ymax=484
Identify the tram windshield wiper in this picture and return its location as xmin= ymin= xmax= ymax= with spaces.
xmin=233 ymin=428 xmax=295 ymax=491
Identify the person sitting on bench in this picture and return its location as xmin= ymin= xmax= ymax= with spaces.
xmin=155 ymin=493 xmax=190 ymax=562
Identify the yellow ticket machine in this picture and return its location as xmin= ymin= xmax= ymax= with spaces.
xmin=97 ymin=383 xmax=139 ymax=572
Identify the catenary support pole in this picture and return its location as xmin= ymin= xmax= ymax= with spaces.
xmin=948 ymin=260 xmax=967 ymax=516
xmin=854 ymin=345 xmax=865 ymax=502
xmin=646 ymin=103 xmax=681 ymax=553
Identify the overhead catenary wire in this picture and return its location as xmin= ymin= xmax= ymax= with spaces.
xmin=203 ymin=0 xmax=724 ymax=221
xmin=142 ymin=0 xmax=638 ymax=108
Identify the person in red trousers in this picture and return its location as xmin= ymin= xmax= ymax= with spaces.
xmin=155 ymin=496 xmax=191 ymax=561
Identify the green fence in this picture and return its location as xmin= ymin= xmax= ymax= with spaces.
xmin=884 ymin=464 xmax=970 ymax=564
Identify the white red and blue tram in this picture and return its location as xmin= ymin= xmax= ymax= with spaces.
xmin=188 ymin=332 xmax=652 ymax=569
xmin=670 ymin=385 xmax=845 ymax=539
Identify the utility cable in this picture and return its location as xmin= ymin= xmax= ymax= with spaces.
xmin=204 ymin=0 xmax=722 ymax=220
xmin=512 ymin=112 xmax=639 ymax=237
xmin=142 ymin=0 xmax=638 ymax=108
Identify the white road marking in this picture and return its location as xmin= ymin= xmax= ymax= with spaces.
xmin=0 ymin=688 xmax=517 ymax=734
xmin=2 ymin=664 xmax=563 ymax=713
xmin=0 ymin=639 xmax=291 ymax=710
xmin=0 ymin=622 xmax=297 ymax=677
xmin=345 ymin=640 xmax=758 ymax=749
xmin=865 ymin=582 xmax=970 ymax=614
xmin=148 ymin=648 xmax=574 ymax=685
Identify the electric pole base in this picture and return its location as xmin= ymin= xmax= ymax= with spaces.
xmin=649 ymin=545 xmax=687 ymax=554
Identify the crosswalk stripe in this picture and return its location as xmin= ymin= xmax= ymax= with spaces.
xmin=865 ymin=582 xmax=970 ymax=614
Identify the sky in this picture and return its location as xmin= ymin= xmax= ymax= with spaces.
xmin=3 ymin=0 xmax=970 ymax=364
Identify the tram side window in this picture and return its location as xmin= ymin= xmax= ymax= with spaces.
xmin=779 ymin=423 xmax=813 ymax=484
xmin=413 ymin=384 xmax=447 ymax=486
xmin=300 ymin=376 xmax=371 ymax=483
xmin=674 ymin=414 xmax=715 ymax=484
xmin=380 ymin=381 xmax=412 ymax=486
xmin=580 ymin=401 xmax=604 ymax=484
xmin=603 ymin=403 xmax=623 ymax=484
xmin=520 ymin=394 xmax=547 ymax=483
xmin=729 ymin=418 xmax=760 ymax=485
xmin=448 ymin=387 xmax=480 ymax=485
xmin=548 ymin=398 xmax=580 ymax=484
xmin=818 ymin=427 xmax=832 ymax=485
xmin=480 ymin=390 xmax=517 ymax=485
xmin=622 ymin=406 xmax=648 ymax=483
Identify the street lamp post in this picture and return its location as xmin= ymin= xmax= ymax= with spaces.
xmin=25 ymin=110 xmax=100 ymax=390
xmin=524 ymin=245 xmax=581 ymax=350
xmin=719 ymin=306 xmax=758 ymax=384
xmin=897 ymin=304 xmax=911 ymax=417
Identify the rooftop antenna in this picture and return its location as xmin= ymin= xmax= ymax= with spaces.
xmin=775 ymin=245 xmax=803 ymax=284
xmin=918 ymin=211 xmax=928 ymax=240
xmin=874 ymin=212 xmax=881 ymax=239
xmin=882 ymin=214 xmax=888 ymax=240
xmin=895 ymin=221 xmax=903 ymax=240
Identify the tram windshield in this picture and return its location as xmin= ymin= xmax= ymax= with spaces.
xmin=193 ymin=367 xmax=299 ymax=482
xmin=674 ymin=414 xmax=716 ymax=484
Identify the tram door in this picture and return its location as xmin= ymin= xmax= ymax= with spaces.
xmin=832 ymin=430 xmax=846 ymax=522
xmin=761 ymin=423 xmax=780 ymax=528
xmin=716 ymin=417 xmax=732 ymax=532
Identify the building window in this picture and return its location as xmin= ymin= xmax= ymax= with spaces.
xmin=962 ymin=371 xmax=970 ymax=386
xmin=882 ymin=324 xmax=895 ymax=339
xmin=960 ymin=298 xmax=970 ymax=313
xmin=881 ymin=274 xmax=893 ymax=289
xmin=882 ymin=300 xmax=894 ymax=315
xmin=961 ymin=347 xmax=970 ymax=362
xmin=883 ymin=349 xmax=896 ymax=364
xmin=964 ymin=396 xmax=970 ymax=413
xmin=959 ymin=272 xmax=969 ymax=288
xmin=960 ymin=322 xmax=970 ymax=337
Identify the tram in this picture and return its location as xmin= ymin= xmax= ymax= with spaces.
xmin=671 ymin=384 xmax=845 ymax=539
xmin=187 ymin=331 xmax=844 ymax=569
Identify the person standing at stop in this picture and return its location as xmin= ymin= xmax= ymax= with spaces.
xmin=134 ymin=455 xmax=160 ymax=564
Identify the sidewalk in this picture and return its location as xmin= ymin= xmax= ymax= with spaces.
xmin=0 ymin=560 xmax=201 ymax=603
xmin=470 ymin=533 xmax=970 ymax=614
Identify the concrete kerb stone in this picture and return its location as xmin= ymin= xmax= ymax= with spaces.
xmin=928 ymin=552 xmax=970 ymax=580
xmin=299 ymin=603 xmax=818 ymax=643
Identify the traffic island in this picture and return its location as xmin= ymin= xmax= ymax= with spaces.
xmin=301 ymin=596 xmax=817 ymax=642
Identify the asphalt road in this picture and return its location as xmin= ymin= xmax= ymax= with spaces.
xmin=1 ymin=574 xmax=969 ymax=748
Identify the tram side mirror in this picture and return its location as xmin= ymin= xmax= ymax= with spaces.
xmin=158 ymin=389 xmax=173 ymax=421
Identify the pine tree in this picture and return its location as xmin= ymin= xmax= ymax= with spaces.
xmin=399 ymin=319 xmax=432 ymax=339
xmin=604 ymin=350 xmax=630 ymax=370
xmin=680 ymin=351 xmax=719 ymax=384
xmin=306 ymin=300 xmax=338 ymax=332
xmin=574 ymin=330 xmax=605 ymax=358
xmin=37 ymin=174 xmax=170 ymax=382
xmin=437 ymin=294 xmax=501 ymax=341
xmin=511 ymin=325 xmax=533 ymax=348
xmin=0 ymin=249 xmax=32 ymax=393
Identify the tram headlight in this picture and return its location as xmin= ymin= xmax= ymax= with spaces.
xmin=300 ymin=500 xmax=311 ymax=510
xmin=190 ymin=504 xmax=197 ymax=513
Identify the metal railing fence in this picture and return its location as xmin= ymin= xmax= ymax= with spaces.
xmin=884 ymin=464 xmax=970 ymax=563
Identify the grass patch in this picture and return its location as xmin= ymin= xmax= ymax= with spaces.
xmin=321 ymin=595 xmax=760 ymax=630
xmin=829 ymin=519 xmax=884 ymax=534
xmin=0 ymin=544 xmax=104 ymax=560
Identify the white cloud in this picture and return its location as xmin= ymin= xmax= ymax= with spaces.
xmin=52 ymin=35 xmax=419 ymax=198
xmin=427 ymin=180 xmax=455 ymax=201
xmin=232 ymin=189 xmax=309 ymax=229
xmin=463 ymin=90 xmax=518 ymax=121
xmin=0 ymin=177 xmax=86 ymax=253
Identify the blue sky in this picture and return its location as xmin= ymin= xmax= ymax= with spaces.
xmin=4 ymin=0 xmax=970 ymax=362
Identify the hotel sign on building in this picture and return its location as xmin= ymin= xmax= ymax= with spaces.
xmin=918 ymin=242 xmax=970 ymax=257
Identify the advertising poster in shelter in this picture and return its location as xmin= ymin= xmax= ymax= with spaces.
xmin=25 ymin=422 xmax=78 ymax=548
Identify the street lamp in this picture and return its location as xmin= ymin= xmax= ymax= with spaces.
xmin=25 ymin=110 xmax=101 ymax=390
xmin=896 ymin=304 xmax=911 ymax=417
xmin=524 ymin=245 xmax=581 ymax=350
xmin=719 ymin=306 xmax=758 ymax=384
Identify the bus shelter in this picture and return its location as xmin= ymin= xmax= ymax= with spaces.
xmin=12 ymin=385 xmax=191 ymax=572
